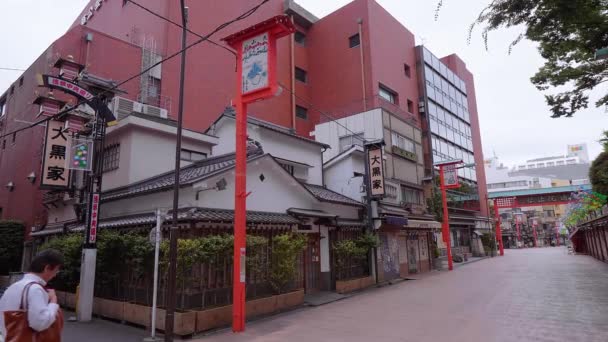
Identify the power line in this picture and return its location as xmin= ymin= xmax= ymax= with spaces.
xmin=0 ymin=0 xmax=270 ymax=140
xmin=126 ymin=0 xmax=236 ymax=56
xmin=118 ymin=1 xmax=379 ymax=144
xmin=0 ymin=67 xmax=25 ymax=72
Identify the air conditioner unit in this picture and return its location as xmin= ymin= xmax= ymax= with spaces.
xmin=143 ymin=104 xmax=168 ymax=119
xmin=111 ymin=96 xmax=143 ymax=120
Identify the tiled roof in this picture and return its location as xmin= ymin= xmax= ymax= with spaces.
xmin=209 ymin=108 xmax=330 ymax=148
xmin=71 ymin=207 xmax=301 ymax=232
xmin=301 ymin=183 xmax=364 ymax=207
xmin=102 ymin=147 xmax=264 ymax=202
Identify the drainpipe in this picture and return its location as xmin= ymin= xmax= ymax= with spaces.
xmin=358 ymin=18 xmax=367 ymax=112
xmin=290 ymin=16 xmax=296 ymax=132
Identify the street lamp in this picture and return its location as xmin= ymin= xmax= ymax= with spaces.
xmin=434 ymin=159 xmax=463 ymax=271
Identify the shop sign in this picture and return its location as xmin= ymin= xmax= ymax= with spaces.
xmin=241 ymin=32 xmax=269 ymax=94
xmin=89 ymin=193 xmax=100 ymax=243
xmin=81 ymin=0 xmax=107 ymax=25
xmin=41 ymin=120 xmax=70 ymax=189
xmin=443 ymin=164 xmax=460 ymax=189
xmin=368 ymin=146 xmax=385 ymax=197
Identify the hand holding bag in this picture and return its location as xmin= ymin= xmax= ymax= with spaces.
xmin=3 ymin=282 xmax=63 ymax=342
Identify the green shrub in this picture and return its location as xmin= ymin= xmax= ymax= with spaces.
xmin=0 ymin=221 xmax=25 ymax=275
xmin=269 ymin=233 xmax=307 ymax=294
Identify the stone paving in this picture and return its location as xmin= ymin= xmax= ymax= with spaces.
xmin=199 ymin=248 xmax=608 ymax=342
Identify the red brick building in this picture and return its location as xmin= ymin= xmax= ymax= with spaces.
xmin=0 ymin=0 xmax=488 ymax=233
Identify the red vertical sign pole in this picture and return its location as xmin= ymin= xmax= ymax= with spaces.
xmin=223 ymin=16 xmax=295 ymax=333
xmin=493 ymin=200 xmax=504 ymax=256
xmin=439 ymin=165 xmax=453 ymax=271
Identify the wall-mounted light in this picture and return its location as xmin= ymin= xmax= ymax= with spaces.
xmin=195 ymin=178 xmax=228 ymax=200
xmin=6 ymin=181 xmax=14 ymax=192
xmin=27 ymin=172 xmax=36 ymax=184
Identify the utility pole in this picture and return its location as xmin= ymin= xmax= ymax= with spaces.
xmin=78 ymin=111 xmax=107 ymax=321
xmin=164 ymin=2 xmax=188 ymax=341
xmin=363 ymin=140 xmax=385 ymax=284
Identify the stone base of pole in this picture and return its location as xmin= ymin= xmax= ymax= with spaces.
xmin=77 ymin=248 xmax=97 ymax=322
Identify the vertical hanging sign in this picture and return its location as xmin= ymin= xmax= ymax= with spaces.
xmin=368 ymin=146 xmax=385 ymax=197
xmin=241 ymin=33 xmax=270 ymax=94
xmin=41 ymin=120 xmax=70 ymax=189
xmin=68 ymin=138 xmax=94 ymax=171
xmin=89 ymin=193 xmax=100 ymax=244
xmin=443 ymin=164 xmax=460 ymax=189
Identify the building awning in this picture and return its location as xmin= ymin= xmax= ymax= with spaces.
xmin=405 ymin=219 xmax=441 ymax=230
xmin=287 ymin=208 xmax=338 ymax=219
xmin=449 ymin=220 xmax=476 ymax=227
xmin=30 ymin=228 xmax=65 ymax=237
xmin=336 ymin=219 xmax=366 ymax=228
xmin=378 ymin=205 xmax=409 ymax=217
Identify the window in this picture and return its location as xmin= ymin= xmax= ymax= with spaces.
xmin=385 ymin=184 xmax=398 ymax=199
xmin=407 ymin=99 xmax=414 ymax=113
xmin=0 ymin=207 xmax=3 ymax=219
xmin=295 ymin=67 xmax=307 ymax=83
xmin=294 ymin=31 xmax=306 ymax=45
xmin=546 ymin=162 xmax=555 ymax=167
xmin=339 ymin=133 xmax=364 ymax=152
xmin=537 ymin=163 xmax=545 ymax=168
xmin=400 ymin=186 xmax=420 ymax=204
xmin=0 ymin=100 xmax=6 ymax=118
xmin=379 ymin=85 xmax=397 ymax=104
xmin=391 ymin=132 xmax=415 ymax=153
xmin=180 ymin=149 xmax=207 ymax=162
xmin=295 ymin=105 xmax=308 ymax=119
xmin=279 ymin=162 xmax=294 ymax=175
xmin=2 ymin=140 xmax=5 ymax=150
xmin=349 ymin=33 xmax=360 ymax=48
xmin=556 ymin=160 xmax=565 ymax=166
xmin=103 ymin=144 xmax=120 ymax=172
xmin=404 ymin=64 xmax=411 ymax=78
xmin=11 ymin=133 xmax=15 ymax=144
xmin=544 ymin=210 xmax=555 ymax=217
xmin=566 ymin=159 xmax=576 ymax=165
xmin=19 ymin=77 xmax=23 ymax=87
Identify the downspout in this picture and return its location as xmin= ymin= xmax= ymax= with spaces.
xmin=358 ymin=19 xmax=367 ymax=112
xmin=290 ymin=16 xmax=296 ymax=132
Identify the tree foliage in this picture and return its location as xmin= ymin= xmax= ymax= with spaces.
xmin=0 ymin=221 xmax=25 ymax=275
xmin=437 ymin=0 xmax=608 ymax=117
xmin=590 ymin=151 xmax=608 ymax=195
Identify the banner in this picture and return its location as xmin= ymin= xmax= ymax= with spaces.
xmin=367 ymin=146 xmax=385 ymax=197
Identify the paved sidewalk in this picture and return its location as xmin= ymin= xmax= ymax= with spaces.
xmin=200 ymin=248 xmax=608 ymax=342
xmin=63 ymin=315 xmax=149 ymax=342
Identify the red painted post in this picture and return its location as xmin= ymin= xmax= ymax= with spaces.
xmin=493 ymin=200 xmax=504 ymax=256
xmin=439 ymin=165 xmax=453 ymax=271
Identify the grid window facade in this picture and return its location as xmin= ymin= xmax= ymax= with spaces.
xmin=103 ymin=144 xmax=120 ymax=172
xmin=400 ymin=186 xmax=421 ymax=205
xmin=391 ymin=132 xmax=415 ymax=153
xmin=379 ymin=85 xmax=397 ymax=104
xmin=422 ymin=47 xmax=477 ymax=182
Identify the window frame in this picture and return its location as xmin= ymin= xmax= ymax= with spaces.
xmin=180 ymin=148 xmax=207 ymax=162
xmin=295 ymin=105 xmax=308 ymax=120
xmin=378 ymin=84 xmax=398 ymax=104
xmin=295 ymin=67 xmax=307 ymax=83
xmin=294 ymin=31 xmax=306 ymax=46
xmin=102 ymin=143 xmax=121 ymax=172
xmin=349 ymin=33 xmax=360 ymax=48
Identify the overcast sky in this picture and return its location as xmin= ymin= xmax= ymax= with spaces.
xmin=1 ymin=0 xmax=606 ymax=167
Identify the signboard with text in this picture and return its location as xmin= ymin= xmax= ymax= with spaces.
xmin=89 ymin=193 xmax=100 ymax=244
xmin=368 ymin=147 xmax=385 ymax=197
xmin=241 ymin=32 xmax=270 ymax=95
xmin=41 ymin=120 xmax=70 ymax=189
xmin=443 ymin=164 xmax=460 ymax=189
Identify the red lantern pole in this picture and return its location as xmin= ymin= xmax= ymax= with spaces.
xmin=493 ymin=199 xmax=504 ymax=256
xmin=439 ymin=165 xmax=453 ymax=271
xmin=223 ymin=16 xmax=295 ymax=333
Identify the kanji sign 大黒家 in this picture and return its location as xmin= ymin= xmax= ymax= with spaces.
xmin=41 ymin=120 xmax=70 ymax=189
xmin=368 ymin=147 xmax=385 ymax=197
